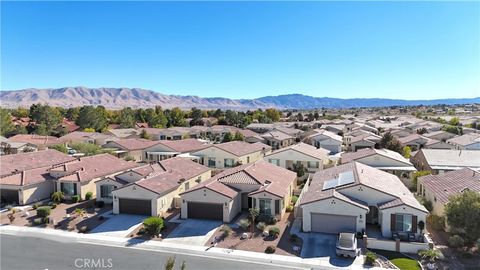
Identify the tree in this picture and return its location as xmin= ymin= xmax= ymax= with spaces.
xmin=119 ymin=107 xmax=136 ymax=128
xmin=189 ymin=107 xmax=204 ymax=126
xmin=0 ymin=108 xmax=14 ymax=136
xmin=140 ymin=129 xmax=151 ymax=140
xmin=292 ymin=162 xmax=306 ymax=177
xmin=66 ymin=107 xmax=80 ymax=121
xmin=29 ymin=104 xmax=62 ymax=135
xmin=417 ymin=128 xmax=428 ymax=135
xmin=76 ymin=106 xmax=108 ymax=132
xmin=167 ymin=107 xmax=187 ymax=127
xmin=297 ymin=113 xmax=304 ymax=121
xmin=445 ymin=191 xmax=480 ymax=243
xmin=265 ymin=108 xmax=281 ymax=122
xmin=233 ymin=131 xmax=245 ymax=141
xmin=449 ymin=117 xmax=460 ymax=126
xmin=51 ymin=191 xmax=65 ymax=203
xmin=380 ymin=131 xmax=403 ymax=154
xmin=222 ymin=132 xmax=233 ymax=142
xmin=34 ymin=123 xmax=48 ymax=136
xmin=50 ymin=144 xmax=68 ymax=154
xmin=403 ymin=146 xmax=411 ymax=158
xmin=249 ymin=208 xmax=260 ymax=236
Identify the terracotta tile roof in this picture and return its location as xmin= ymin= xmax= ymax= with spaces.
xmin=60 ymin=131 xmax=115 ymax=142
xmin=135 ymin=171 xmax=185 ymax=195
xmin=266 ymin=142 xmax=330 ymax=161
xmin=341 ymin=148 xmax=412 ymax=166
xmin=300 ymin=162 xmax=427 ymax=212
xmin=261 ymin=130 xmax=294 ymax=141
xmin=131 ymin=163 xmax=165 ymax=177
xmin=110 ymin=138 xmax=160 ymax=151
xmin=157 ymin=139 xmax=208 ymax=153
xmin=0 ymin=149 xmax=75 ymax=175
xmin=8 ymin=134 xmax=63 ymax=146
xmin=159 ymin=156 xmax=211 ymax=180
xmin=52 ymin=154 xmax=140 ymax=182
xmin=419 ymin=168 xmax=480 ymax=204
xmin=212 ymin=141 xmax=271 ymax=157
xmin=307 ymin=129 xmax=342 ymax=142
xmin=1 ymin=166 xmax=53 ymax=186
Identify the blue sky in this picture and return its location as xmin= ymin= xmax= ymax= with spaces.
xmin=1 ymin=1 xmax=479 ymax=99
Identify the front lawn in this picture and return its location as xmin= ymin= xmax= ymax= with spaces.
xmin=372 ymin=249 xmax=421 ymax=270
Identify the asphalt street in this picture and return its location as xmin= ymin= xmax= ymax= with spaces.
xmin=0 ymin=234 xmax=305 ymax=270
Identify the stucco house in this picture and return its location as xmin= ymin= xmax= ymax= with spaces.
xmin=103 ymin=139 xmax=161 ymax=161
xmin=305 ymin=129 xmax=343 ymax=154
xmin=446 ymin=133 xmax=480 ymax=150
xmin=109 ymin=157 xmax=211 ymax=216
xmin=298 ymin=162 xmax=428 ymax=239
xmin=0 ymin=149 xmax=76 ymax=206
xmin=417 ymin=168 xmax=480 ymax=216
xmin=180 ymin=160 xmax=297 ymax=222
xmin=411 ymin=149 xmax=480 ymax=174
xmin=59 ymin=131 xmax=118 ymax=146
xmin=264 ymin=142 xmax=330 ymax=173
xmin=143 ymin=138 xmax=208 ymax=162
xmin=7 ymin=134 xmax=63 ymax=150
xmin=398 ymin=134 xmax=453 ymax=151
xmin=261 ymin=130 xmax=295 ymax=150
xmin=49 ymin=154 xmax=140 ymax=200
xmin=349 ymin=133 xmax=382 ymax=152
xmin=192 ymin=141 xmax=271 ymax=169
xmin=423 ymin=130 xmax=456 ymax=142
xmin=106 ymin=128 xmax=140 ymax=139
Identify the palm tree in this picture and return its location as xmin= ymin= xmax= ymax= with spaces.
xmin=51 ymin=191 xmax=64 ymax=203
xmin=249 ymin=208 xmax=260 ymax=236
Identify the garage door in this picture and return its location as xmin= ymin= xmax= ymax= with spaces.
xmin=188 ymin=202 xmax=223 ymax=220
xmin=311 ymin=213 xmax=356 ymax=234
xmin=119 ymin=198 xmax=151 ymax=215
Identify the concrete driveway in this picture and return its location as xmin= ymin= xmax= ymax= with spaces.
xmin=89 ymin=213 xmax=146 ymax=237
xmin=163 ymin=219 xmax=222 ymax=246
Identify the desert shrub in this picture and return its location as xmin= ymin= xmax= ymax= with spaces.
xmin=286 ymin=205 xmax=293 ymax=212
xmin=51 ymin=191 xmax=64 ymax=203
xmin=36 ymin=206 xmax=51 ymax=218
xmin=51 ymin=203 xmax=57 ymax=209
xmin=257 ymin=214 xmax=277 ymax=225
xmin=265 ymin=246 xmax=276 ymax=254
xmin=33 ymin=218 xmax=43 ymax=225
xmin=269 ymin=226 xmax=280 ymax=237
xmin=32 ymin=204 xmax=39 ymax=210
xmin=71 ymin=195 xmax=80 ymax=203
xmin=79 ymin=225 xmax=89 ymax=233
xmin=448 ymin=235 xmax=465 ymax=248
xmin=143 ymin=217 xmax=164 ymax=236
xmin=427 ymin=215 xmax=445 ymax=231
xmin=364 ymin=251 xmax=377 ymax=266
xmin=85 ymin=192 xmax=93 ymax=200
xmin=419 ymin=249 xmax=441 ymax=262
xmin=43 ymin=217 xmax=50 ymax=224
xmin=291 ymin=195 xmax=299 ymax=204
xmin=237 ymin=219 xmax=250 ymax=231
xmin=256 ymin=222 xmax=266 ymax=231
xmin=220 ymin=225 xmax=232 ymax=237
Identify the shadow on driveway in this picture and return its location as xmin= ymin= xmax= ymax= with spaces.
xmin=301 ymin=232 xmax=356 ymax=268
xmin=163 ymin=219 xmax=222 ymax=246
xmin=89 ymin=214 xmax=146 ymax=237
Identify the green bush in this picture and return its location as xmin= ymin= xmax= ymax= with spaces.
xmin=256 ymin=222 xmax=266 ymax=231
xmin=32 ymin=204 xmax=39 ymax=210
xmin=143 ymin=217 xmax=164 ymax=236
xmin=291 ymin=195 xmax=299 ymax=204
xmin=71 ymin=195 xmax=80 ymax=203
xmin=286 ymin=205 xmax=294 ymax=212
xmin=220 ymin=225 xmax=232 ymax=237
xmin=265 ymin=245 xmax=276 ymax=254
xmin=85 ymin=192 xmax=93 ymax=200
xmin=364 ymin=251 xmax=377 ymax=266
xmin=124 ymin=155 xmax=134 ymax=161
xmin=427 ymin=215 xmax=445 ymax=231
xmin=269 ymin=226 xmax=280 ymax=237
xmin=237 ymin=219 xmax=250 ymax=231
xmin=448 ymin=235 xmax=465 ymax=248
xmin=423 ymin=200 xmax=433 ymax=212
xmin=36 ymin=206 xmax=51 ymax=218
xmin=51 ymin=191 xmax=65 ymax=203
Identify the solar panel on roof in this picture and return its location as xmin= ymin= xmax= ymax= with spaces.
xmin=322 ymin=171 xmax=355 ymax=190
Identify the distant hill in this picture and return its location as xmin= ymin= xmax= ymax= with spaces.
xmin=1 ymin=87 xmax=478 ymax=109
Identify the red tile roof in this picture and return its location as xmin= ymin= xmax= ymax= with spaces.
xmin=208 ymin=141 xmax=271 ymax=157
xmin=110 ymin=138 xmax=160 ymax=151
xmin=157 ymin=139 xmax=208 ymax=153
xmin=8 ymin=134 xmax=63 ymax=146
xmin=0 ymin=149 xmax=75 ymax=175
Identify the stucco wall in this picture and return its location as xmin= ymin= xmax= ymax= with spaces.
xmin=380 ymin=205 xmax=428 ymax=238
xmin=264 ymin=149 xmax=324 ymax=172
xmin=112 ymin=185 xmax=159 ymax=215
xmin=301 ymin=198 xmax=367 ymax=232
xmin=95 ymin=178 xmax=124 ymax=204
xmin=20 ymin=181 xmax=55 ymax=205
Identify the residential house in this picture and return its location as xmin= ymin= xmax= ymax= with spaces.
xmin=411 ymin=149 xmax=480 ymax=174
xmin=180 ymin=160 xmax=296 ymax=222
xmin=106 ymin=128 xmax=141 ymax=139
xmin=305 ymin=129 xmax=343 ymax=154
xmin=261 ymin=130 xmax=295 ymax=150
xmin=341 ymin=148 xmax=416 ymax=187
xmin=107 ymin=157 xmax=212 ymax=216
xmin=0 ymin=136 xmax=37 ymax=155
xmin=446 ymin=133 xmax=480 ymax=150
xmin=417 ymin=168 xmax=480 ymax=217
xmin=49 ymin=154 xmax=140 ymax=200
xmin=0 ymin=150 xmax=76 ymax=205
xmin=349 ymin=133 xmax=382 ymax=152
xmin=323 ymin=124 xmax=345 ymax=135
xmin=7 ymin=134 xmax=63 ymax=150
xmin=192 ymin=141 xmax=271 ymax=169
xmin=102 ymin=139 xmax=161 ymax=161
xmin=264 ymin=142 xmax=330 ymax=173
xmin=423 ymin=131 xmax=456 ymax=142
xmin=59 ymin=131 xmax=117 ymax=146
xmin=298 ymin=162 xmax=428 ymax=239
xmin=144 ymin=138 xmax=208 ymax=162
xmin=389 ymin=129 xmax=413 ymax=139
xmin=398 ymin=134 xmax=452 ymax=151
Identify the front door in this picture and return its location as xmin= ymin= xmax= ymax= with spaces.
xmin=367 ymin=206 xmax=379 ymax=224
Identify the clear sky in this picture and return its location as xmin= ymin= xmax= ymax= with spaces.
xmin=1 ymin=1 xmax=479 ymax=99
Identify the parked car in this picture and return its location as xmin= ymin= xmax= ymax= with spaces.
xmin=336 ymin=233 xmax=359 ymax=258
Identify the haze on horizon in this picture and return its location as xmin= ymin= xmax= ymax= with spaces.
xmin=1 ymin=1 xmax=479 ymax=100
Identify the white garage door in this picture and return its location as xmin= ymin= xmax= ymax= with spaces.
xmin=311 ymin=213 xmax=357 ymax=234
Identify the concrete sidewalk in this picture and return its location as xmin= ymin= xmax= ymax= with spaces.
xmin=0 ymin=225 xmax=387 ymax=270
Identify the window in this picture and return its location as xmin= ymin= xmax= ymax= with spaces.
xmin=395 ymin=214 xmax=413 ymax=232
xmin=259 ymin=199 xmax=272 ymax=215
xmin=224 ymin=158 xmax=235 ymax=168
xmin=61 ymin=182 xmax=77 ymax=196
xmin=208 ymin=157 xmax=216 ymax=167
xmin=275 ymin=200 xmax=280 ymax=215
xmin=307 ymin=161 xmax=319 ymax=168
xmin=184 ymin=182 xmax=190 ymax=191
xmin=100 ymin=185 xmax=115 ymax=199
xmin=247 ymin=156 xmax=250 ymax=163
xmin=268 ymin=159 xmax=280 ymax=166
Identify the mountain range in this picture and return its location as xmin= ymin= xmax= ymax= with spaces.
xmin=1 ymin=87 xmax=478 ymax=110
